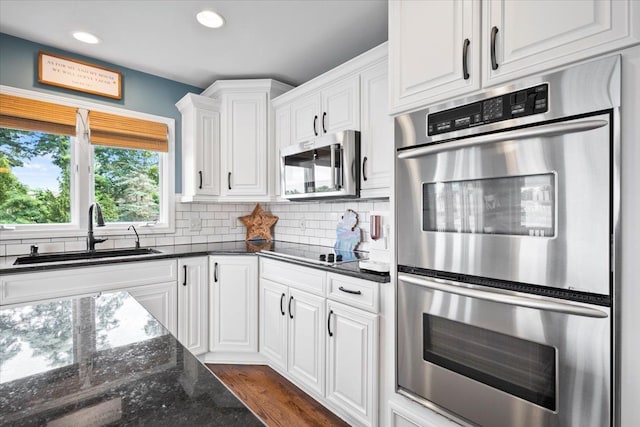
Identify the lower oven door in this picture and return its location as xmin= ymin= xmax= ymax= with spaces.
xmin=397 ymin=273 xmax=611 ymax=427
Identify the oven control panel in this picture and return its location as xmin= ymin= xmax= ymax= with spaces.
xmin=427 ymin=83 xmax=548 ymax=136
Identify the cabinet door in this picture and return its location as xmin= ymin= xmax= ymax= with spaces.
xmin=389 ymin=0 xmax=480 ymax=114
xmin=360 ymin=62 xmax=393 ymax=197
xmin=177 ymin=257 xmax=208 ymax=355
xmin=326 ymin=301 xmax=378 ymax=427
xmin=259 ymin=278 xmax=289 ymax=371
xmin=321 ymin=75 xmax=360 ymax=135
xmin=209 ymin=256 xmax=258 ymax=353
xmin=195 ymin=108 xmax=221 ymax=196
xmin=288 ymin=288 xmax=325 ymax=396
xmin=127 ymin=281 xmax=178 ymax=336
xmin=292 ymin=92 xmax=322 ymax=143
xmin=223 ymin=92 xmax=267 ymax=196
xmin=483 ymin=0 xmax=640 ymax=86
xmin=273 ymin=105 xmax=292 ymax=197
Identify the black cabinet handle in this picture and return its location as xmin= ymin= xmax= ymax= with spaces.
xmin=462 ymin=38 xmax=470 ymax=80
xmin=214 ymin=262 xmax=218 ymax=282
xmin=280 ymin=293 xmax=285 ymax=316
xmin=322 ymin=112 xmax=327 ymax=133
xmin=288 ymin=296 xmax=294 ymax=319
xmin=328 ymin=310 xmax=334 ymax=337
xmin=491 ymin=26 xmax=499 ymax=70
xmin=362 ymin=157 xmax=368 ymax=181
xmin=313 ymin=115 xmax=318 ymax=136
xmin=339 ymin=286 xmax=362 ymax=295
xmin=182 ymin=265 xmax=187 ymax=286
xmin=198 ymin=171 xmax=203 ymax=189
xmin=227 ymin=172 xmax=232 ymax=190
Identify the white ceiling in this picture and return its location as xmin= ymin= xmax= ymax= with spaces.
xmin=0 ymin=0 xmax=388 ymax=89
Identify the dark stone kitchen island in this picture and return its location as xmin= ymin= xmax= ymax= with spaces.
xmin=0 ymin=292 xmax=263 ymax=426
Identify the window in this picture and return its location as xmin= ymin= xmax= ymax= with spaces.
xmin=0 ymin=89 xmax=174 ymax=237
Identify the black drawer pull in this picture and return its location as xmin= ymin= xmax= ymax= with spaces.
xmin=328 ymin=310 xmax=334 ymax=337
xmin=462 ymin=38 xmax=470 ymax=80
xmin=362 ymin=156 xmax=368 ymax=181
xmin=280 ymin=293 xmax=286 ymax=316
xmin=491 ymin=26 xmax=499 ymax=70
xmin=227 ymin=172 xmax=232 ymax=190
xmin=198 ymin=170 xmax=203 ymax=189
xmin=339 ymin=286 xmax=362 ymax=295
xmin=182 ymin=265 xmax=187 ymax=286
xmin=214 ymin=262 xmax=218 ymax=282
xmin=288 ymin=296 xmax=294 ymax=319
xmin=322 ymin=112 xmax=327 ymax=133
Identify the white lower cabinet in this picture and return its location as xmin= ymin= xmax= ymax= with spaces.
xmin=259 ymin=258 xmax=327 ymax=398
xmin=260 ymin=278 xmax=288 ymax=370
xmin=259 ymin=277 xmax=326 ymax=398
xmin=126 ymin=281 xmax=177 ymax=336
xmin=259 ymin=258 xmax=380 ymax=426
xmin=177 ymin=256 xmax=209 ymax=355
xmin=209 ymin=256 xmax=258 ymax=353
xmin=326 ymin=300 xmax=378 ymax=427
xmin=288 ymin=287 xmax=326 ymax=396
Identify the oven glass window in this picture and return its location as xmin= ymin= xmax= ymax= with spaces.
xmin=284 ymin=144 xmax=342 ymax=195
xmin=423 ymin=314 xmax=556 ymax=410
xmin=422 ymin=173 xmax=555 ymax=236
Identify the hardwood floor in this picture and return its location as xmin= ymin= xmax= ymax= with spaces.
xmin=207 ymin=364 xmax=349 ymax=427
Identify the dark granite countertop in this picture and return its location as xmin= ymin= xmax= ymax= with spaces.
xmin=0 ymin=292 xmax=263 ymax=426
xmin=0 ymin=240 xmax=390 ymax=283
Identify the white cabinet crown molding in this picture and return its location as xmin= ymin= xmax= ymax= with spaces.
xmin=201 ymin=79 xmax=293 ymax=98
xmin=272 ymin=42 xmax=388 ymax=108
xmin=175 ymin=92 xmax=221 ymax=112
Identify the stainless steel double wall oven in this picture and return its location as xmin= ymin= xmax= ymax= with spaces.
xmin=396 ymin=56 xmax=620 ymax=427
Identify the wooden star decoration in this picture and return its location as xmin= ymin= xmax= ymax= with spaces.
xmin=239 ymin=203 xmax=278 ymax=241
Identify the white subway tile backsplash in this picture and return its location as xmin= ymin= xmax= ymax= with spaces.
xmin=2 ymin=198 xmax=388 ymax=256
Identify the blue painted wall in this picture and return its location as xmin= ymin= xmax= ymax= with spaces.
xmin=0 ymin=33 xmax=203 ymax=193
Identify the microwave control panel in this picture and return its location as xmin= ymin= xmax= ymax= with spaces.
xmin=427 ymin=83 xmax=548 ymax=136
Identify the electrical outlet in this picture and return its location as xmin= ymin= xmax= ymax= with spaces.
xmin=190 ymin=217 xmax=202 ymax=231
xmin=230 ymin=219 xmax=238 ymax=230
xmin=299 ymin=219 xmax=306 ymax=231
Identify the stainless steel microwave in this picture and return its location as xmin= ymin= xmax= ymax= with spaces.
xmin=281 ymin=130 xmax=360 ymax=200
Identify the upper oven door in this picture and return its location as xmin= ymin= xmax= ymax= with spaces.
xmin=396 ymin=113 xmax=611 ymax=295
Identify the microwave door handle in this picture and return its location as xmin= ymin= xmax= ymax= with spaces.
xmin=397 ymin=119 xmax=608 ymax=160
xmin=330 ymin=144 xmax=336 ymax=189
xmin=398 ymin=274 xmax=608 ymax=318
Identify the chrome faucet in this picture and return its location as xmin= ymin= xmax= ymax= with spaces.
xmin=87 ymin=202 xmax=108 ymax=251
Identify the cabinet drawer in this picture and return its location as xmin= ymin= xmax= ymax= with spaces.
xmin=327 ymin=273 xmax=379 ymax=313
xmin=1 ymin=259 xmax=177 ymax=306
xmin=260 ymin=258 xmax=326 ymax=297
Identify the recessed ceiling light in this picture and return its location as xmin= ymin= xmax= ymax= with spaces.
xmin=196 ymin=10 xmax=225 ymax=28
xmin=72 ymin=31 xmax=100 ymax=44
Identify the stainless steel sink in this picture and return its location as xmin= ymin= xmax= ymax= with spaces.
xmin=13 ymin=248 xmax=162 ymax=265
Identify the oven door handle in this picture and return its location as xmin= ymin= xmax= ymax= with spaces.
xmin=397 ymin=119 xmax=608 ymax=159
xmin=398 ymin=274 xmax=608 ymax=318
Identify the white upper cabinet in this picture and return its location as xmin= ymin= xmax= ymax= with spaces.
xmin=273 ymin=105 xmax=292 ymax=197
xmin=484 ymin=0 xmax=640 ymax=86
xmin=389 ymin=0 xmax=639 ymax=114
xmin=389 ymin=0 xmax=480 ymax=114
xmin=292 ymin=92 xmax=322 ymax=143
xmin=221 ymin=92 xmax=267 ymax=196
xmin=176 ymin=94 xmax=221 ymax=202
xmin=179 ymin=80 xmax=292 ymax=202
xmin=321 ymin=76 xmax=360 ymax=136
xmin=360 ymin=61 xmax=394 ymax=198
xmin=291 ymin=75 xmax=359 ymax=144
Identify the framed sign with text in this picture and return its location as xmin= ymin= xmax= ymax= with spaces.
xmin=38 ymin=51 xmax=122 ymax=99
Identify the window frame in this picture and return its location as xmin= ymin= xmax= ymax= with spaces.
xmin=0 ymin=85 xmax=175 ymax=239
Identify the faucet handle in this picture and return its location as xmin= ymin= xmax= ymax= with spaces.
xmin=30 ymin=245 xmax=39 ymax=256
